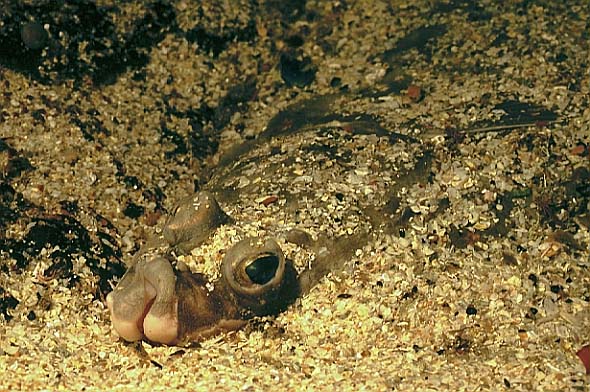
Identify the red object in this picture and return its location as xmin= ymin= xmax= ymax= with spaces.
xmin=260 ymin=195 xmax=278 ymax=206
xmin=406 ymin=84 xmax=423 ymax=102
xmin=571 ymin=144 xmax=587 ymax=156
xmin=577 ymin=345 xmax=590 ymax=374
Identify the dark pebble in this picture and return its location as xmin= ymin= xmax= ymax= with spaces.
xmin=550 ymin=284 xmax=563 ymax=294
xmin=330 ymin=77 xmax=342 ymax=88
xmin=123 ymin=175 xmax=142 ymax=189
xmin=528 ymin=273 xmax=538 ymax=285
xmin=466 ymin=305 xmax=477 ymax=315
xmin=279 ymin=53 xmax=316 ymax=88
xmin=123 ymin=202 xmax=145 ymax=218
xmin=21 ymin=22 xmax=48 ymax=50
xmin=0 ymin=287 xmax=19 ymax=321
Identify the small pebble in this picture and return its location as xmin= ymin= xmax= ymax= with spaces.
xmin=21 ymin=22 xmax=48 ymax=50
xmin=406 ymin=84 xmax=423 ymax=102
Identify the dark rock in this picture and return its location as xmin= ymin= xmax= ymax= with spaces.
xmin=279 ymin=53 xmax=316 ymax=87
xmin=0 ymin=287 xmax=19 ymax=321
xmin=20 ymin=21 xmax=48 ymax=50
xmin=123 ymin=202 xmax=144 ymax=219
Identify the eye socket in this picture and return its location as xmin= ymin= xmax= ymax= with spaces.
xmin=163 ymin=191 xmax=231 ymax=254
xmin=221 ymin=238 xmax=286 ymax=298
xmin=245 ymin=254 xmax=280 ymax=285
xmin=221 ymin=237 xmax=300 ymax=316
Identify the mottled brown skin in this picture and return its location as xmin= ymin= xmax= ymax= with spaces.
xmin=174 ymin=271 xmax=246 ymax=343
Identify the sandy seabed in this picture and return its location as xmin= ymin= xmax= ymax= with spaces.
xmin=1 ymin=1 xmax=589 ymax=390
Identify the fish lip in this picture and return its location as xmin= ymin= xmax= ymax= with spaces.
xmin=107 ymin=279 xmax=158 ymax=342
xmin=137 ymin=295 xmax=156 ymax=335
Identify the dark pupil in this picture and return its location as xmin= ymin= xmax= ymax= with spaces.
xmin=245 ymin=255 xmax=279 ymax=284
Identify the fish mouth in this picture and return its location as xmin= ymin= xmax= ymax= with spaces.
xmin=107 ymin=278 xmax=178 ymax=345
xmin=140 ymin=279 xmax=179 ymax=345
xmin=106 ymin=279 xmax=156 ymax=342
xmin=136 ymin=281 xmax=157 ymax=335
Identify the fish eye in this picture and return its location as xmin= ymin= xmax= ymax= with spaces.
xmin=244 ymin=253 xmax=280 ymax=285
